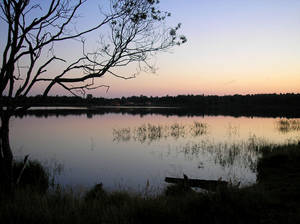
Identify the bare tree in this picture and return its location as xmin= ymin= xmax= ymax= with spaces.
xmin=0 ymin=0 xmax=185 ymax=188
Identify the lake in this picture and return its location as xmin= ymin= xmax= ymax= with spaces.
xmin=10 ymin=110 xmax=300 ymax=193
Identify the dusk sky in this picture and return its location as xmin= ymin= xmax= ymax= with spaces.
xmin=3 ymin=0 xmax=300 ymax=97
xmin=101 ymin=0 xmax=300 ymax=97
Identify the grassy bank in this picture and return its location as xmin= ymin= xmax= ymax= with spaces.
xmin=1 ymin=144 xmax=300 ymax=224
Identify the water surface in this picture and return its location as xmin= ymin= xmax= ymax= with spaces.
xmin=11 ymin=112 xmax=300 ymax=192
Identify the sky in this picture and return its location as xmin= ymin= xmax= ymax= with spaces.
xmin=96 ymin=0 xmax=300 ymax=97
xmin=2 ymin=0 xmax=300 ymax=97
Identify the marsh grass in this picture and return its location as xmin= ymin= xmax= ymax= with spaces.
xmin=112 ymin=121 xmax=208 ymax=144
xmin=276 ymin=119 xmax=300 ymax=133
xmin=0 ymin=184 xmax=268 ymax=224
xmin=12 ymin=160 xmax=49 ymax=193
xmin=1 ymin=144 xmax=300 ymax=224
xmin=258 ymin=144 xmax=300 ymax=199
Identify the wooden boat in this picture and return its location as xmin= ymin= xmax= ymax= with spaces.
xmin=165 ymin=176 xmax=228 ymax=191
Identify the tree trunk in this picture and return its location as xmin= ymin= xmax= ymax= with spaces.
xmin=0 ymin=114 xmax=13 ymax=189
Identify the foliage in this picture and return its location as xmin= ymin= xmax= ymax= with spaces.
xmin=0 ymin=0 xmax=185 ymax=100
xmin=2 ymin=93 xmax=300 ymax=118
xmin=13 ymin=160 xmax=50 ymax=194
xmin=257 ymin=144 xmax=300 ymax=201
xmin=1 ymin=144 xmax=300 ymax=223
xmin=0 ymin=0 xmax=185 ymax=190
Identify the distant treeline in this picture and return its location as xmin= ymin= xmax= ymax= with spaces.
xmin=2 ymin=93 xmax=300 ymax=118
xmin=2 ymin=93 xmax=300 ymax=108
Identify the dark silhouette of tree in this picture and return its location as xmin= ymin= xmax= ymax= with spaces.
xmin=0 ymin=0 xmax=185 ymax=189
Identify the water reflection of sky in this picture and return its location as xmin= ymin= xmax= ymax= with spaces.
xmin=10 ymin=114 xmax=300 ymax=192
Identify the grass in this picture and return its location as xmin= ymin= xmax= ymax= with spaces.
xmin=12 ymin=160 xmax=50 ymax=193
xmin=0 ymin=185 xmax=268 ymax=224
xmin=1 ymin=144 xmax=300 ymax=224
xmin=257 ymin=144 xmax=300 ymax=211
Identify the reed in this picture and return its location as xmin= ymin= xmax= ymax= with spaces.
xmin=1 ymin=143 xmax=300 ymax=224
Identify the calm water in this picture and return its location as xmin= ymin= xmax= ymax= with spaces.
xmin=10 ymin=112 xmax=300 ymax=193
